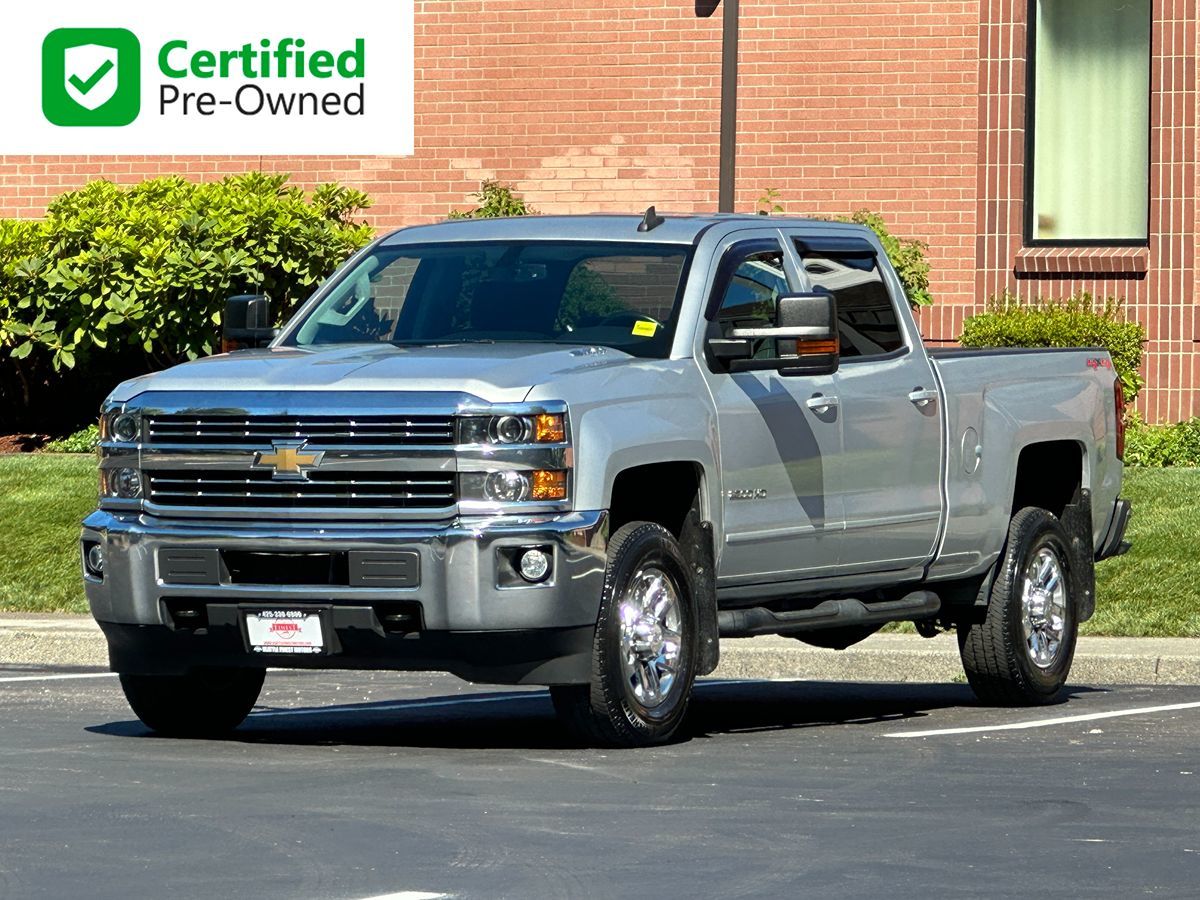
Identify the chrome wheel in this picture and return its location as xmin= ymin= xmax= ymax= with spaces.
xmin=617 ymin=566 xmax=683 ymax=709
xmin=1021 ymin=545 xmax=1068 ymax=669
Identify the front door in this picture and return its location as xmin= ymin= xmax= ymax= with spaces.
xmin=702 ymin=235 xmax=845 ymax=588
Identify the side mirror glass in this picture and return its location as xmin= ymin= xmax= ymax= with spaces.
xmin=221 ymin=295 xmax=277 ymax=353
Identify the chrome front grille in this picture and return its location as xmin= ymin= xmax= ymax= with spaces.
xmin=146 ymin=414 xmax=455 ymax=447
xmin=146 ymin=469 xmax=456 ymax=510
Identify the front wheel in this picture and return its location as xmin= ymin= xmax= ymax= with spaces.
xmin=958 ymin=507 xmax=1079 ymax=705
xmin=551 ymin=521 xmax=698 ymax=747
xmin=119 ymin=668 xmax=265 ymax=737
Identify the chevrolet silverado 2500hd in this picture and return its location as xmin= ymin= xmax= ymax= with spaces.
xmin=82 ymin=213 xmax=1132 ymax=747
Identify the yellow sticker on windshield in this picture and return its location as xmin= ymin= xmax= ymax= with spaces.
xmin=632 ymin=320 xmax=657 ymax=337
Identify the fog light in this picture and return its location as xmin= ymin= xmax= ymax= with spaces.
xmin=111 ymin=467 xmax=143 ymax=499
xmin=111 ymin=413 xmax=139 ymax=443
xmin=484 ymin=471 xmax=530 ymax=503
xmin=518 ymin=548 xmax=551 ymax=583
xmin=84 ymin=543 xmax=105 ymax=577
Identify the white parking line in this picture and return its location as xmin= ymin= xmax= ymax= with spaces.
xmin=885 ymin=700 xmax=1200 ymax=738
xmin=356 ymin=892 xmax=447 ymax=900
xmin=0 ymin=672 xmax=117 ymax=684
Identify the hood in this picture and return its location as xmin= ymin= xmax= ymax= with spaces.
xmin=109 ymin=342 xmax=638 ymax=404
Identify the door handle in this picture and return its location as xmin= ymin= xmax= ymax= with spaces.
xmin=806 ymin=394 xmax=840 ymax=413
xmin=908 ymin=388 xmax=939 ymax=407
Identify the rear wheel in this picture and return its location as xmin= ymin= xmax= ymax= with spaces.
xmin=958 ymin=507 xmax=1078 ymax=705
xmin=551 ymin=522 xmax=698 ymax=747
xmin=119 ymin=668 xmax=265 ymax=737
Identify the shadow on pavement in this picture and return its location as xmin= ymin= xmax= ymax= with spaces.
xmin=85 ymin=679 xmax=1108 ymax=750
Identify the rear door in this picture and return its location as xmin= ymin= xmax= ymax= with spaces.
xmin=700 ymin=232 xmax=844 ymax=586
xmin=790 ymin=236 xmax=943 ymax=576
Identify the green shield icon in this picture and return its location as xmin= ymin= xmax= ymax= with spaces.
xmin=42 ymin=28 xmax=141 ymax=126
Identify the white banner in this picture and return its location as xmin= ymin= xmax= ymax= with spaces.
xmin=1 ymin=1 xmax=414 ymax=154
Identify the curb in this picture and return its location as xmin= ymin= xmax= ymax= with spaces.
xmin=3 ymin=616 xmax=1200 ymax=686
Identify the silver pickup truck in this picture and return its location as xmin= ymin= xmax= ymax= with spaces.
xmin=82 ymin=213 xmax=1131 ymax=747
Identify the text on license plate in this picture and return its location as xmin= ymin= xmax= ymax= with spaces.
xmin=245 ymin=610 xmax=325 ymax=654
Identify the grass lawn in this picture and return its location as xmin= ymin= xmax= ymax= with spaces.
xmin=1 ymin=454 xmax=97 ymax=613
xmin=1086 ymin=467 xmax=1200 ymax=637
xmin=0 ymin=455 xmax=1197 ymax=635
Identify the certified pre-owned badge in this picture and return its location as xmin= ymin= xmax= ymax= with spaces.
xmin=253 ymin=440 xmax=324 ymax=481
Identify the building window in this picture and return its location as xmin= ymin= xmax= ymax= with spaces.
xmin=1026 ymin=0 xmax=1151 ymax=244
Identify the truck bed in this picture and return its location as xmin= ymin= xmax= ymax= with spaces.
xmin=926 ymin=345 xmax=1123 ymax=582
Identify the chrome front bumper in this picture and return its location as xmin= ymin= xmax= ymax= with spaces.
xmin=82 ymin=508 xmax=608 ymax=632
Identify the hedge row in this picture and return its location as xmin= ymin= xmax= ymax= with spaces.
xmin=960 ymin=292 xmax=1147 ymax=402
xmin=0 ymin=173 xmax=373 ymax=431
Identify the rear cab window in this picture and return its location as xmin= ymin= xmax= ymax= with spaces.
xmin=791 ymin=238 xmax=906 ymax=361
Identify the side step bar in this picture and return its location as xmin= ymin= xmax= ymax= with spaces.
xmin=717 ymin=590 xmax=941 ymax=639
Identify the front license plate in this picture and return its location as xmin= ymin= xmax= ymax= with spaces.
xmin=244 ymin=609 xmax=326 ymax=655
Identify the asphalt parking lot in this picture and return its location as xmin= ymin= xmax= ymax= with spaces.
xmin=1 ymin=667 xmax=1198 ymax=899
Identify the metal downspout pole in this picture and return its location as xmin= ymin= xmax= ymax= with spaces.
xmin=718 ymin=0 xmax=739 ymax=213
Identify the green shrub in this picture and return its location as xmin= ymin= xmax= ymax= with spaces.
xmin=960 ymin=292 xmax=1146 ymax=401
xmin=4 ymin=173 xmax=373 ymax=368
xmin=449 ymin=180 xmax=535 ymax=219
xmin=43 ymin=424 xmax=99 ymax=454
xmin=1124 ymin=414 xmax=1200 ymax=468
xmin=0 ymin=173 xmax=374 ymax=430
xmin=757 ymin=187 xmax=785 ymax=216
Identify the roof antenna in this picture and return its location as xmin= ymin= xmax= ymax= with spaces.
xmin=637 ymin=206 xmax=665 ymax=232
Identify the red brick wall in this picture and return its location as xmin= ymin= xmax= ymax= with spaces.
xmin=1 ymin=0 xmax=1194 ymax=419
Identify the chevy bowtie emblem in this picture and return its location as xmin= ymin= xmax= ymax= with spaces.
xmin=253 ymin=441 xmax=324 ymax=481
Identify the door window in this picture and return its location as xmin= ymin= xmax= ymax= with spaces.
xmin=793 ymin=243 xmax=904 ymax=360
xmin=711 ymin=242 xmax=788 ymax=360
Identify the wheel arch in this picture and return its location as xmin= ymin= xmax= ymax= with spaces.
xmin=1007 ymin=438 xmax=1097 ymax=623
xmin=1009 ymin=439 xmax=1086 ymax=519
xmin=607 ymin=461 xmax=720 ymax=676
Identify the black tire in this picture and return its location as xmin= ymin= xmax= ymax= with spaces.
xmin=958 ymin=507 xmax=1079 ymax=706
xmin=551 ymin=522 xmax=698 ymax=747
xmin=119 ymin=668 xmax=265 ymax=737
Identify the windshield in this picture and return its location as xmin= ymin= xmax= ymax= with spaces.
xmin=283 ymin=240 xmax=690 ymax=359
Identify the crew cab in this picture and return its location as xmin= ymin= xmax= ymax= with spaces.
xmin=82 ymin=213 xmax=1131 ymax=746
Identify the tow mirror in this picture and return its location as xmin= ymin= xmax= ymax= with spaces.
xmin=221 ymin=295 xmax=277 ymax=353
xmin=771 ymin=291 xmax=839 ymax=375
xmin=712 ymin=292 xmax=839 ymax=375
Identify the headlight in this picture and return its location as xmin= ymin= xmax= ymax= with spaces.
xmin=485 ymin=471 xmax=530 ymax=502
xmin=103 ymin=467 xmax=143 ymax=499
xmin=457 ymin=414 xmax=566 ymax=445
xmin=103 ymin=410 xmax=141 ymax=443
xmin=460 ymin=469 xmax=568 ymax=504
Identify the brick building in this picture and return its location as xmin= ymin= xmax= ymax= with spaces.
xmin=1 ymin=1 xmax=1195 ymax=420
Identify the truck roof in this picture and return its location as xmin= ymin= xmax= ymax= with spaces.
xmin=379 ymin=213 xmax=875 ymax=246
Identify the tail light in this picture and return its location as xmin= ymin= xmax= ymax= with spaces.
xmin=1114 ymin=378 xmax=1126 ymax=462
